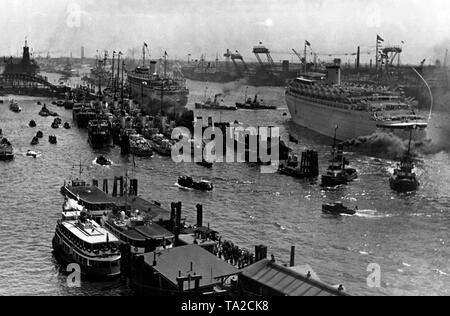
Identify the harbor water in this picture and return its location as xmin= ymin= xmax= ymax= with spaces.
xmin=0 ymin=79 xmax=449 ymax=296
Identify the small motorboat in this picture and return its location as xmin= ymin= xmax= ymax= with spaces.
xmin=56 ymin=100 xmax=65 ymax=107
xmin=36 ymin=131 xmax=44 ymax=139
xmin=26 ymin=150 xmax=37 ymax=158
xmin=29 ymin=120 xmax=37 ymax=128
xmin=51 ymin=121 xmax=59 ymax=129
xmin=54 ymin=118 xmax=62 ymax=125
xmin=95 ymin=155 xmax=112 ymax=166
xmin=196 ymin=159 xmax=213 ymax=168
xmin=9 ymin=100 xmax=22 ymax=113
xmin=39 ymin=104 xmax=58 ymax=117
xmin=177 ymin=176 xmax=213 ymax=191
xmin=63 ymin=122 xmax=71 ymax=129
xmin=51 ymin=101 xmax=57 ymax=105
xmin=37 ymin=101 xmax=42 ymax=105
xmin=49 ymin=135 xmax=57 ymax=144
xmin=30 ymin=136 xmax=39 ymax=145
xmin=322 ymin=202 xmax=357 ymax=216
xmin=0 ymin=137 xmax=14 ymax=161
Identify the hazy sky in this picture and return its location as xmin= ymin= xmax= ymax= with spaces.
xmin=0 ymin=0 xmax=449 ymax=64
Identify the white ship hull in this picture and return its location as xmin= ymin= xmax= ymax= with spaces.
xmin=286 ymin=93 xmax=427 ymax=141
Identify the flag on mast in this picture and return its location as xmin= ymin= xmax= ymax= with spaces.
xmin=305 ymin=40 xmax=311 ymax=46
xmin=377 ymin=35 xmax=384 ymax=43
xmin=144 ymin=42 xmax=148 ymax=47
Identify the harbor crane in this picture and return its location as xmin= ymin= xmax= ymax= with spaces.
xmin=253 ymin=42 xmax=275 ymax=72
xmin=230 ymin=50 xmax=249 ymax=75
xmin=381 ymin=46 xmax=403 ymax=68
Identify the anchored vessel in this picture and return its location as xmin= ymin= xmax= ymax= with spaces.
xmin=128 ymin=45 xmax=189 ymax=116
xmin=88 ymin=118 xmax=112 ymax=149
xmin=177 ymin=176 xmax=213 ymax=191
xmin=52 ymin=208 xmax=121 ymax=278
xmin=9 ymin=100 xmax=21 ymax=112
xmin=286 ymin=64 xmax=428 ymax=141
xmin=0 ymin=133 xmax=14 ymax=161
xmin=129 ymin=134 xmax=154 ymax=157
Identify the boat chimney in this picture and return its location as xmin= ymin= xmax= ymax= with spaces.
xmin=150 ymin=60 xmax=157 ymax=74
xmin=196 ymin=204 xmax=203 ymax=228
xmin=325 ymin=63 xmax=341 ymax=85
xmin=290 ymin=246 xmax=295 ymax=267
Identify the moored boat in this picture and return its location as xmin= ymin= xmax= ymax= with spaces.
xmin=52 ymin=208 xmax=121 ymax=278
xmin=0 ymin=135 xmax=14 ymax=161
xmin=130 ymin=134 xmax=154 ymax=157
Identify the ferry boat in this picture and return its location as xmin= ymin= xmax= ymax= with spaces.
xmin=129 ymin=134 xmax=154 ymax=157
xmin=0 ymin=133 xmax=14 ymax=161
xmin=104 ymin=211 xmax=174 ymax=254
xmin=88 ymin=119 xmax=112 ymax=149
xmin=61 ymin=177 xmax=116 ymax=220
xmin=285 ymin=63 xmax=428 ymax=141
xmin=127 ymin=44 xmax=189 ymax=116
xmin=148 ymin=134 xmax=173 ymax=157
xmin=390 ymin=130 xmax=419 ymax=192
xmin=52 ymin=208 xmax=121 ymax=278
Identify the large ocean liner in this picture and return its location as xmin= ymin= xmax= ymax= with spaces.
xmin=285 ymin=64 xmax=428 ymax=141
xmin=127 ymin=45 xmax=189 ymax=116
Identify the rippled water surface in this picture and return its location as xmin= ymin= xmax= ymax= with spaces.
xmin=0 ymin=78 xmax=448 ymax=296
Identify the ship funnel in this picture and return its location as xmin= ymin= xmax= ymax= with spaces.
xmin=325 ymin=64 xmax=341 ymax=86
xmin=150 ymin=60 xmax=157 ymax=74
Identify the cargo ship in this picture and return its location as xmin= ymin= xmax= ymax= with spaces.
xmin=127 ymin=45 xmax=189 ymax=116
xmin=285 ymin=64 xmax=428 ymax=141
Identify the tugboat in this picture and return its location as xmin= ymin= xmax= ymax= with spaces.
xmin=52 ymin=207 xmax=121 ymax=278
xmin=36 ymin=131 xmax=44 ymax=139
xmin=56 ymin=100 xmax=64 ymax=107
xmin=322 ymin=202 xmax=357 ymax=216
xmin=177 ymin=176 xmax=213 ymax=191
xmin=9 ymin=100 xmax=22 ymax=113
xmin=195 ymin=93 xmax=237 ymax=111
xmin=390 ymin=129 xmax=419 ymax=193
xmin=88 ymin=118 xmax=112 ymax=149
xmin=321 ymin=127 xmax=357 ymax=187
xmin=0 ymin=134 xmax=14 ymax=161
xmin=95 ymin=155 xmax=112 ymax=166
xmin=235 ymin=92 xmax=276 ymax=110
xmin=63 ymin=122 xmax=71 ymax=129
xmin=30 ymin=136 xmax=39 ymax=145
xmin=129 ymin=134 xmax=153 ymax=157
xmin=49 ymin=135 xmax=57 ymax=144
xmin=29 ymin=120 xmax=37 ymax=128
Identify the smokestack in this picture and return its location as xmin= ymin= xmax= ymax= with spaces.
xmin=196 ymin=204 xmax=203 ymax=228
xmin=356 ymin=46 xmax=360 ymax=70
xmin=290 ymin=246 xmax=295 ymax=267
